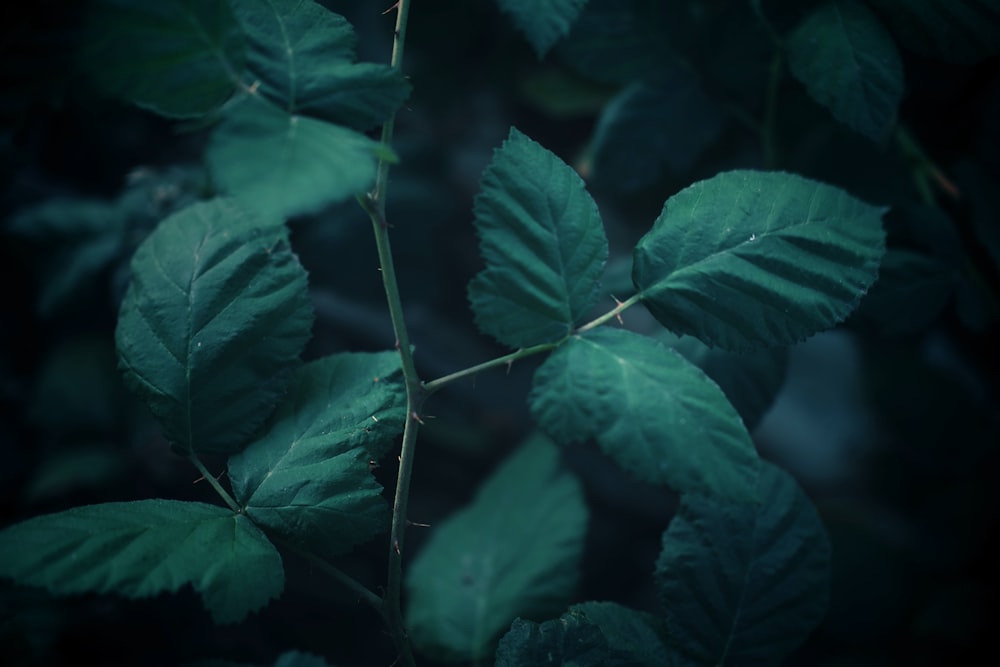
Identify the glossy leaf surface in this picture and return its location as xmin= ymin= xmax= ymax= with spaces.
xmin=83 ymin=0 xmax=245 ymax=117
xmin=787 ymin=0 xmax=904 ymax=141
xmin=497 ymin=0 xmax=589 ymax=58
xmin=633 ymin=170 xmax=886 ymax=350
xmin=207 ymin=99 xmax=388 ymax=218
xmin=655 ymin=461 xmax=831 ymax=666
xmin=0 ymin=499 xmax=283 ymax=624
xmin=228 ymin=353 xmax=406 ymax=554
xmin=115 ymin=199 xmax=313 ymax=455
xmin=530 ymin=328 xmax=760 ymax=501
xmin=468 ymin=128 xmax=608 ymax=348
xmin=406 ymin=434 xmax=588 ymax=663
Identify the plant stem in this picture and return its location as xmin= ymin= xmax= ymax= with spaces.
xmin=422 ymin=340 xmax=561 ymax=395
xmin=274 ymin=537 xmax=383 ymax=611
xmin=575 ymin=293 xmax=642 ymax=333
xmin=187 ymin=453 xmax=240 ymax=513
xmin=363 ymin=2 xmax=420 ymax=665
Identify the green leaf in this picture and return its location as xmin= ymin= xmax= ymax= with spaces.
xmin=556 ymin=0 xmax=675 ymax=84
xmin=662 ymin=333 xmax=789 ymax=431
xmin=633 ymin=170 xmax=887 ymax=350
xmin=655 ymin=461 xmax=831 ymax=666
xmin=207 ymin=99 xmax=387 ymax=218
xmin=82 ymin=0 xmax=245 ymax=117
xmin=529 ymin=328 xmax=761 ymax=501
xmin=496 ymin=602 xmax=674 ymax=667
xmin=0 ymin=499 xmax=283 ymax=624
xmin=232 ymin=0 xmax=410 ymax=128
xmin=227 ymin=353 xmax=406 ymax=554
xmin=590 ymin=71 xmax=723 ymax=191
xmin=406 ymin=434 xmax=588 ymax=663
xmin=115 ymin=199 xmax=313 ymax=455
xmin=497 ymin=0 xmax=589 ymax=58
xmin=851 ymin=249 xmax=957 ymax=336
xmin=867 ymin=0 xmax=1000 ymax=63
xmin=786 ymin=0 xmax=904 ymax=141
xmin=8 ymin=198 xmax=127 ymax=317
xmin=468 ymin=128 xmax=608 ymax=348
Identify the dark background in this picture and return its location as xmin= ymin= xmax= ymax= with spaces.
xmin=2 ymin=1 xmax=998 ymax=665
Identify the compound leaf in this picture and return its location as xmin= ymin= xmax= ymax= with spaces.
xmin=0 ymin=499 xmax=283 ymax=624
xmin=82 ymin=0 xmax=245 ymax=117
xmin=116 ymin=199 xmax=313 ymax=455
xmin=469 ymin=128 xmax=608 ymax=348
xmin=227 ymin=353 xmax=406 ymax=555
xmin=406 ymin=434 xmax=588 ymax=663
xmin=656 ymin=461 xmax=831 ymax=666
xmin=232 ymin=0 xmax=409 ymax=128
xmin=530 ymin=328 xmax=760 ymax=501
xmin=497 ymin=0 xmax=589 ymax=58
xmin=866 ymin=0 xmax=1000 ymax=63
xmin=590 ymin=72 xmax=723 ymax=192
xmin=633 ymin=170 xmax=886 ymax=350
xmin=207 ymin=99 xmax=389 ymax=218
xmin=786 ymin=0 xmax=904 ymax=141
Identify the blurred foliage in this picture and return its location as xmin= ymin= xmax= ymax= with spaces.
xmin=1 ymin=0 xmax=998 ymax=666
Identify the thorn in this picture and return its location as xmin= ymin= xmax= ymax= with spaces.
xmin=192 ymin=469 xmax=226 ymax=484
xmin=393 ymin=539 xmax=401 ymax=555
xmin=407 ymin=519 xmax=431 ymax=528
xmin=611 ymin=295 xmax=626 ymax=325
xmin=928 ymin=164 xmax=961 ymax=199
xmin=411 ymin=411 xmax=425 ymax=425
xmin=506 ymin=357 xmax=515 ymax=374
xmin=382 ymin=1 xmax=400 ymax=15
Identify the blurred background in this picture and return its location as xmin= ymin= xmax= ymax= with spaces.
xmin=1 ymin=1 xmax=998 ymax=665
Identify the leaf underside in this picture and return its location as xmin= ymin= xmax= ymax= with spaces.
xmin=469 ymin=127 xmax=608 ymax=348
xmin=633 ymin=169 xmax=886 ymax=350
xmin=497 ymin=0 xmax=589 ymax=58
xmin=0 ymin=499 xmax=284 ymax=624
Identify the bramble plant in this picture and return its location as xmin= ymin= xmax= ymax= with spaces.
xmin=2 ymin=1 xmax=999 ymax=666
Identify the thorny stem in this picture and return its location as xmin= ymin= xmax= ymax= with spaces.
xmin=187 ymin=453 xmax=240 ymax=513
xmin=423 ymin=294 xmax=643 ymax=394
xmin=363 ymin=1 xmax=419 ymax=665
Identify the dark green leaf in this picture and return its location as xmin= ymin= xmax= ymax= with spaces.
xmin=867 ymin=0 xmax=1000 ymax=63
xmin=786 ymin=0 xmax=904 ymax=141
xmin=655 ymin=461 xmax=831 ymax=666
xmin=468 ymin=128 xmax=608 ymax=348
xmin=662 ymin=333 xmax=789 ymax=431
xmin=228 ymin=353 xmax=406 ymax=554
xmin=232 ymin=0 xmax=410 ymax=128
xmin=207 ymin=99 xmax=388 ymax=218
xmin=529 ymin=328 xmax=761 ymax=501
xmin=0 ymin=499 xmax=283 ymax=624
xmin=495 ymin=602 xmax=674 ymax=667
xmin=82 ymin=0 xmax=245 ymax=117
xmin=633 ymin=170 xmax=886 ymax=350
xmin=406 ymin=434 xmax=588 ymax=663
xmin=590 ymin=71 xmax=722 ymax=191
xmin=8 ymin=198 xmax=127 ymax=317
xmin=851 ymin=249 xmax=956 ymax=336
xmin=115 ymin=199 xmax=313 ymax=455
xmin=497 ymin=0 xmax=589 ymax=58
xmin=556 ymin=0 xmax=675 ymax=83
